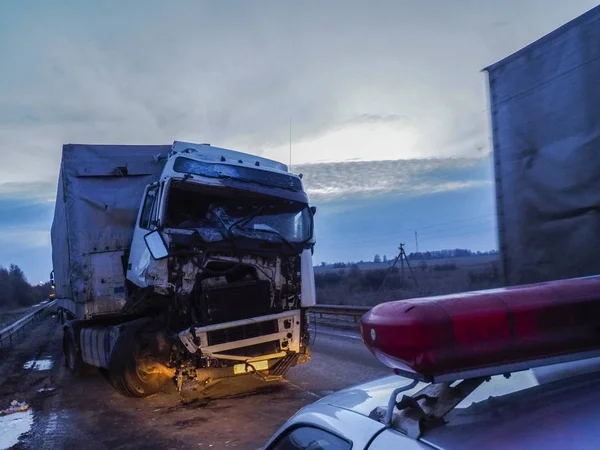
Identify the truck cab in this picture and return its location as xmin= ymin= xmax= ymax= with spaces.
xmin=54 ymin=141 xmax=316 ymax=397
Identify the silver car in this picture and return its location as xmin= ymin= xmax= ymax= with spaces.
xmin=263 ymin=356 xmax=600 ymax=449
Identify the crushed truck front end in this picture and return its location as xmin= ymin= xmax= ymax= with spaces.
xmin=124 ymin=141 xmax=316 ymax=393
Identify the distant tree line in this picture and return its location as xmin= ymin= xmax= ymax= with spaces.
xmin=319 ymin=249 xmax=498 ymax=268
xmin=408 ymin=249 xmax=498 ymax=260
xmin=316 ymin=267 xmax=406 ymax=292
xmin=0 ymin=264 xmax=52 ymax=310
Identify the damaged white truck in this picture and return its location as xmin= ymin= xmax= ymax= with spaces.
xmin=51 ymin=141 xmax=316 ymax=397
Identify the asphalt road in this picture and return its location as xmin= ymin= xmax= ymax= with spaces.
xmin=0 ymin=316 xmax=390 ymax=450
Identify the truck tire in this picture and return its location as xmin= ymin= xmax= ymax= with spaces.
xmin=108 ymin=328 xmax=169 ymax=398
xmin=63 ymin=328 xmax=92 ymax=376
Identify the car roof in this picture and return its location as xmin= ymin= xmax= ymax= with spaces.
xmin=423 ymin=366 xmax=600 ymax=449
xmin=307 ymin=356 xmax=600 ymax=449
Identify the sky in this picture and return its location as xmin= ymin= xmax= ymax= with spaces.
xmin=0 ymin=0 xmax=598 ymax=283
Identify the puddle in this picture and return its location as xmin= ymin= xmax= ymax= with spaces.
xmin=23 ymin=359 xmax=54 ymax=371
xmin=0 ymin=409 xmax=33 ymax=448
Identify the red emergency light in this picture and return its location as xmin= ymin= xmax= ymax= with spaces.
xmin=360 ymin=276 xmax=600 ymax=382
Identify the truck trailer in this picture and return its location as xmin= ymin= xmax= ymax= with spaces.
xmin=485 ymin=5 xmax=600 ymax=286
xmin=51 ymin=141 xmax=316 ymax=397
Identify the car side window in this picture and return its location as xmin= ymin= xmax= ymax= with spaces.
xmin=139 ymin=186 xmax=158 ymax=230
xmin=269 ymin=425 xmax=351 ymax=450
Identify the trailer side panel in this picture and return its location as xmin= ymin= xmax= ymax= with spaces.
xmin=486 ymin=6 xmax=600 ymax=285
xmin=51 ymin=144 xmax=169 ymax=319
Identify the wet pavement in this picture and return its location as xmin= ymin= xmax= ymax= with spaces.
xmin=0 ymin=316 xmax=389 ymax=450
xmin=0 ymin=410 xmax=33 ymax=449
xmin=22 ymin=360 xmax=53 ymax=371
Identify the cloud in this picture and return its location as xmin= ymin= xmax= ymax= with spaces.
xmin=297 ymin=156 xmax=492 ymax=202
xmin=1 ymin=0 xmax=596 ymax=187
xmin=0 ymin=195 xmax=54 ymax=262
xmin=0 ymin=0 xmax=597 ymax=281
xmin=0 ymin=182 xmax=57 ymax=203
xmin=0 ymin=229 xmax=50 ymax=250
xmin=0 ymin=194 xmax=55 ymax=281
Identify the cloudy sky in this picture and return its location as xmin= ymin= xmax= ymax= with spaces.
xmin=0 ymin=0 xmax=597 ymax=282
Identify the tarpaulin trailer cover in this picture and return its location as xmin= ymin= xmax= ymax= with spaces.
xmin=485 ymin=5 xmax=600 ymax=286
xmin=51 ymin=144 xmax=169 ymax=319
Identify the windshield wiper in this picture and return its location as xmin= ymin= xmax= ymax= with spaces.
xmin=227 ymin=205 xmax=268 ymax=236
xmin=236 ymin=226 xmax=297 ymax=252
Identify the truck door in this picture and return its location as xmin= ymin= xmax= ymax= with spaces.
xmin=127 ymin=183 xmax=160 ymax=287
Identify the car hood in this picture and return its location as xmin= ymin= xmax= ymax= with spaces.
xmin=315 ymin=375 xmax=426 ymax=416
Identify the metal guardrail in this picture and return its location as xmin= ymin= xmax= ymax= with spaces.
xmin=0 ymin=300 xmax=57 ymax=348
xmin=0 ymin=301 xmax=363 ymax=347
xmin=310 ymin=304 xmax=371 ymax=324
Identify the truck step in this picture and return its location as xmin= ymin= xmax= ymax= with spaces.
xmin=270 ymin=353 xmax=299 ymax=377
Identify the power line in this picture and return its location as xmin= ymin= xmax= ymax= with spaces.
xmin=419 ymin=226 xmax=497 ymax=241
xmin=318 ymin=224 xmax=496 ymax=251
xmin=417 ymin=219 xmax=496 ymax=237
xmin=318 ymin=213 xmax=495 ymax=245
xmin=318 ymin=217 xmax=496 ymax=249
xmin=416 ymin=213 xmax=495 ymax=231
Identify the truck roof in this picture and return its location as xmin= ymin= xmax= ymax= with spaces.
xmin=172 ymin=141 xmax=289 ymax=174
xmin=484 ymin=5 xmax=600 ymax=72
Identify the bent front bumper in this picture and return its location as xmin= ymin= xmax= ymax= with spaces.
xmin=178 ymin=310 xmax=302 ymax=361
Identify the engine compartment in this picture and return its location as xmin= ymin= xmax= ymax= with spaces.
xmin=190 ymin=256 xmax=301 ymax=326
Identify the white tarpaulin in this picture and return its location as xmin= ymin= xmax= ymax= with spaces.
xmin=51 ymin=144 xmax=169 ymax=318
xmin=485 ymin=6 xmax=600 ymax=285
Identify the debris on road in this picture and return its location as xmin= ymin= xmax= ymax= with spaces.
xmin=1 ymin=400 xmax=30 ymax=415
xmin=37 ymin=387 xmax=57 ymax=394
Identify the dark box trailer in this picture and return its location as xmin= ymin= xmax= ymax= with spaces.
xmin=51 ymin=144 xmax=170 ymax=319
xmin=485 ymin=6 xmax=600 ymax=286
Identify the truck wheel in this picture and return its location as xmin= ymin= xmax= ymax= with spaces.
xmin=108 ymin=329 xmax=169 ymax=398
xmin=63 ymin=328 xmax=91 ymax=376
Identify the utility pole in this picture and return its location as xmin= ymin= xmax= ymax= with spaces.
xmin=377 ymin=242 xmax=420 ymax=294
xmin=415 ymin=231 xmax=419 ymax=255
xmin=400 ymin=243 xmax=405 ymax=281
xmin=400 ymin=243 xmax=418 ymax=289
xmin=289 ymin=117 xmax=292 ymax=171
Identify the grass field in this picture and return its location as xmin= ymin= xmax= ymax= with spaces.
xmin=315 ymin=255 xmax=502 ymax=307
xmin=0 ymin=305 xmax=34 ymax=330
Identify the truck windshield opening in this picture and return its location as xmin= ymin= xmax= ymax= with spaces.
xmin=164 ymin=182 xmax=313 ymax=244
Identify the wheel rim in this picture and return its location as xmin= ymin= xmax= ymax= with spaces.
xmin=135 ymin=350 xmax=156 ymax=384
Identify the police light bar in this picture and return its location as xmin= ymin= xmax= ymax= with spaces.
xmin=360 ymin=276 xmax=600 ymax=382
